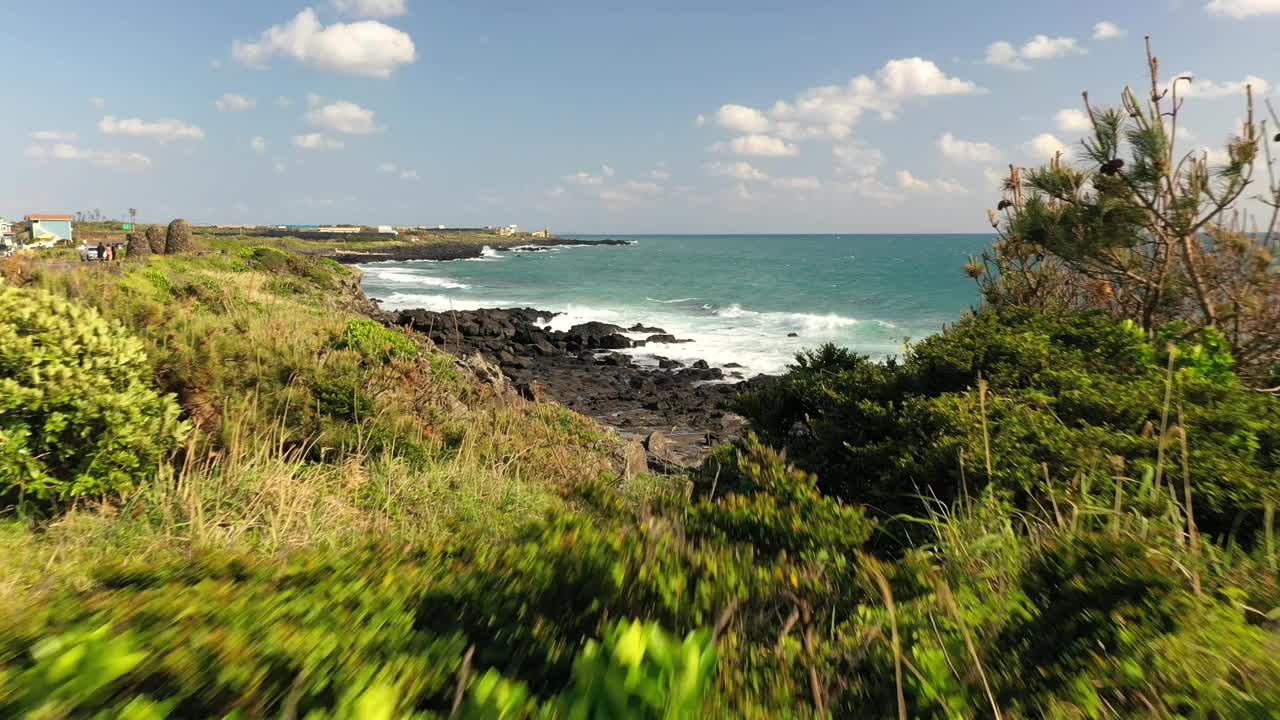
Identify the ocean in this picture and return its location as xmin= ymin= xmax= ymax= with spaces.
xmin=359 ymin=234 xmax=990 ymax=377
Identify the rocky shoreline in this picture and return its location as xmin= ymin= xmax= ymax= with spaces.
xmin=325 ymin=238 xmax=633 ymax=264
xmin=395 ymin=306 xmax=769 ymax=470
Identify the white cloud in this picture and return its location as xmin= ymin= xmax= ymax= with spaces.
xmin=984 ymin=166 xmax=1010 ymax=192
xmin=399 ymin=169 xmax=420 ymax=181
xmin=987 ymin=35 xmax=1085 ymax=69
xmin=293 ymin=133 xmax=345 ymax=150
xmin=1021 ymin=35 xmax=1086 ymax=60
xmin=1093 ymin=21 xmax=1127 ymax=40
xmin=832 ymin=143 xmax=884 ymax=177
xmin=623 ymin=180 xmax=662 ymax=194
xmin=650 ymin=167 xmax=672 ymax=181
xmin=31 ymin=130 xmax=78 ymax=142
xmin=216 ymin=93 xmax=257 ymax=111
xmin=937 ymin=132 xmax=1001 ymax=164
xmin=306 ymin=99 xmax=382 ymax=134
xmin=89 ymin=97 xmax=106 ymax=109
xmin=232 ymin=8 xmax=416 ymax=79
xmin=99 ymin=116 xmax=205 ymax=143
xmin=251 ymin=136 xmax=267 ymax=154
xmin=331 ymin=0 xmax=408 ymax=18
xmin=704 ymin=161 xmax=769 ymax=181
xmin=897 ymin=170 xmax=932 ymax=191
xmin=717 ymin=104 xmax=771 ymax=133
xmin=274 ymin=161 xmax=286 ymax=174
xmin=277 ymin=96 xmax=293 ymax=108
xmin=1027 ymin=133 xmax=1068 ymax=160
xmin=985 ymin=41 xmax=1029 ymax=71
xmin=897 ymin=170 xmax=966 ymax=194
xmin=563 ymin=170 xmax=606 ymax=186
xmin=770 ymin=176 xmax=822 ymax=190
xmin=707 ymin=134 xmax=799 ymax=157
xmin=1171 ymin=72 xmax=1270 ymax=98
xmin=602 ymin=164 xmax=616 ymax=177
xmin=835 ymin=177 xmax=905 ymax=205
xmin=379 ymin=162 xmax=399 ymax=173
xmin=25 ymin=143 xmax=151 ymax=171
xmin=1055 ymin=108 xmax=1093 ymax=132
xmin=763 ymin=57 xmax=982 ymax=141
xmin=1205 ymin=0 xmax=1280 ymax=17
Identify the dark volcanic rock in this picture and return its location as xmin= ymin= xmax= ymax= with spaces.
xmin=787 ymin=332 xmax=799 ymax=338
xmin=397 ymin=305 xmax=767 ymax=465
xmin=628 ymin=323 xmax=665 ymax=334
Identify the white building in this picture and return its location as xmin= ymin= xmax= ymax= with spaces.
xmin=376 ymin=225 xmax=397 ymax=235
xmin=0 ymin=218 xmax=15 ymax=243
xmin=496 ymin=224 xmax=520 ymax=237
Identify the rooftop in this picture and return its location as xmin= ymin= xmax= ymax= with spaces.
xmin=26 ymin=214 xmax=74 ymax=221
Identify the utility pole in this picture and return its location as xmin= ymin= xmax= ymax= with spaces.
xmin=128 ymin=208 xmax=137 ymax=229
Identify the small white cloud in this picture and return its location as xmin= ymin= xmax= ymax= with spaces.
xmin=708 ymin=134 xmax=799 ymax=157
xmin=274 ymin=160 xmax=287 ymax=174
xmin=232 ymin=8 xmax=416 ymax=79
xmin=985 ymin=41 xmax=1030 ymax=71
xmin=832 ymin=143 xmax=884 ymax=177
xmin=99 ymin=116 xmax=205 ymax=143
xmin=1093 ymin=21 xmax=1127 ymax=40
xmin=277 ymin=96 xmax=293 ymax=108
xmin=938 ymin=132 xmax=1001 ymax=164
xmin=547 ymin=185 xmax=567 ymax=198
xmin=897 ymin=170 xmax=932 ymax=191
xmin=602 ymin=164 xmax=616 ymax=177
xmin=897 ymin=170 xmax=965 ymax=193
xmin=1026 ymin=133 xmax=1068 ymax=160
xmin=1171 ymin=72 xmax=1270 ymax=98
xmin=650 ymin=167 xmax=672 ymax=181
xmin=563 ymin=170 xmax=605 ymax=186
xmin=1205 ymin=0 xmax=1280 ymax=17
xmin=1196 ymin=145 xmax=1233 ymax=165
xmin=987 ymin=35 xmax=1085 ymax=69
xmin=623 ymin=180 xmax=662 ymax=194
xmin=770 ymin=176 xmax=822 ymax=190
xmin=306 ymin=99 xmax=382 ymax=134
xmin=704 ymin=161 xmax=768 ymax=181
xmin=89 ymin=97 xmax=106 ymax=109
xmin=717 ymin=104 xmax=771 ymax=134
xmin=1021 ymin=35 xmax=1086 ymax=60
xmin=293 ymin=133 xmax=345 ymax=150
xmin=31 ymin=129 xmax=79 ymax=142
xmin=251 ymin=136 xmax=267 ymax=154
xmin=694 ymin=114 xmax=707 ymax=128
xmin=984 ymin=166 xmax=1009 ymax=192
xmin=25 ymin=143 xmax=151 ymax=171
xmin=399 ymin=169 xmax=419 ymax=181
xmin=379 ymin=162 xmax=399 ymax=173
xmin=216 ymin=93 xmax=257 ymax=111
xmin=1055 ymin=108 xmax=1093 ymax=132
xmin=331 ymin=0 xmax=408 ymax=18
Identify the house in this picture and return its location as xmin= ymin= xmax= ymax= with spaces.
xmin=0 ymin=218 xmax=15 ymax=243
xmin=529 ymin=228 xmax=552 ymax=238
xmin=26 ymin=214 xmax=74 ymax=244
xmin=496 ymin=224 xmax=520 ymax=237
xmin=376 ymin=225 xmax=397 ymax=235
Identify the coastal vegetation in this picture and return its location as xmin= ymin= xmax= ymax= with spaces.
xmin=2 ymin=42 xmax=1279 ymax=717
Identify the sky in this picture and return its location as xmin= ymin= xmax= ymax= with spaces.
xmin=3 ymin=0 xmax=1279 ymax=233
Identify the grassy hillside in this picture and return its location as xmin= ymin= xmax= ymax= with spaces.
xmin=2 ymin=236 xmax=1278 ymax=718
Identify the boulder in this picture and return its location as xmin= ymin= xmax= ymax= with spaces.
xmin=144 ymin=225 xmax=166 ymax=254
xmin=125 ymin=233 xmax=150 ymax=259
xmin=657 ymin=358 xmax=684 ymax=369
xmin=628 ymin=323 xmax=665 ymax=334
xmin=691 ymin=359 xmax=711 ymax=369
xmin=621 ymin=440 xmax=648 ymax=480
xmin=645 ymin=430 xmax=686 ymax=470
xmin=598 ymin=333 xmax=633 ymax=350
xmin=787 ymin=332 xmax=799 ymax=338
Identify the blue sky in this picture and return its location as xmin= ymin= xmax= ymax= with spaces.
xmin=4 ymin=0 xmax=1278 ymax=232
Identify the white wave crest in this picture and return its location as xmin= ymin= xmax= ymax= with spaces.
xmin=646 ymin=297 xmax=701 ymax=304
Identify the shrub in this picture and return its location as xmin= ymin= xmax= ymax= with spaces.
xmin=338 ymin=319 xmax=418 ymax=363
xmin=163 ymin=219 xmax=194 ymax=255
xmin=0 ymin=285 xmax=189 ymax=502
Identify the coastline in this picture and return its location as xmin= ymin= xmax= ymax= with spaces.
xmin=321 ymin=237 xmax=633 ymax=264
xmin=392 ymin=305 xmax=771 ymax=469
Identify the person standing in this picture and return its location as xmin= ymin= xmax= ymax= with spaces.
xmin=96 ymin=242 xmax=106 ymax=260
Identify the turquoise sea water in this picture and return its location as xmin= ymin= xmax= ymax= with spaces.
xmin=360 ymin=234 xmax=990 ymax=376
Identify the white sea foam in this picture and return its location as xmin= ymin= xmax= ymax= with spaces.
xmin=363 ymin=267 xmax=471 ymax=289
xmin=646 ymin=297 xmax=701 ymax=304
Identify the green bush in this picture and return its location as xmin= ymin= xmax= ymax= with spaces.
xmin=737 ymin=306 xmax=1280 ymax=540
xmin=339 ymin=319 xmax=418 ymax=363
xmin=0 ymin=285 xmax=189 ymax=502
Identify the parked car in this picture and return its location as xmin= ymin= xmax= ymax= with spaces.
xmin=78 ymin=244 xmax=104 ymax=261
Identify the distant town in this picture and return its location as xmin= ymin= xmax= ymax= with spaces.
xmin=0 ymin=213 xmax=552 ymax=256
